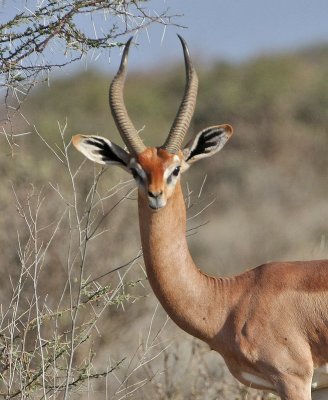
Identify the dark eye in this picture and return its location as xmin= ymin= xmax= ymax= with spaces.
xmin=172 ymin=166 xmax=180 ymax=177
xmin=131 ymin=168 xmax=140 ymax=180
xmin=167 ymin=166 xmax=181 ymax=184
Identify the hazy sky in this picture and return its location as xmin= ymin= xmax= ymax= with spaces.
xmin=132 ymin=0 xmax=328 ymax=67
xmin=1 ymin=0 xmax=328 ymax=73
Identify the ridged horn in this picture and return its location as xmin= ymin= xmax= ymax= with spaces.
xmin=109 ymin=37 xmax=146 ymax=155
xmin=162 ymin=35 xmax=199 ymax=153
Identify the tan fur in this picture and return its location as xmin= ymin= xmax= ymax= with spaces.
xmin=136 ymin=148 xmax=181 ymax=199
xmin=71 ymin=35 xmax=328 ymax=399
xmin=138 ymin=169 xmax=328 ymax=400
xmin=72 ymin=135 xmax=328 ymax=399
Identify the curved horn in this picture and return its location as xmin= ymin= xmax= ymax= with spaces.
xmin=109 ymin=37 xmax=146 ymax=155
xmin=162 ymin=35 xmax=199 ymax=153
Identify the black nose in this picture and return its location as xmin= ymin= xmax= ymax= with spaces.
xmin=148 ymin=191 xmax=163 ymax=199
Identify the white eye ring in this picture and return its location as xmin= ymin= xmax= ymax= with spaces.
xmin=166 ymin=166 xmax=181 ymax=184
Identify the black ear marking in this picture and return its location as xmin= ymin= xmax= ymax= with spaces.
xmin=186 ymin=132 xmax=213 ymax=161
xmin=72 ymin=134 xmax=131 ymax=168
xmin=85 ymin=138 xmax=124 ymax=165
xmin=182 ymin=125 xmax=233 ymax=167
xmin=186 ymin=127 xmax=226 ymax=161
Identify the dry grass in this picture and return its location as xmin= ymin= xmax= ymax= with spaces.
xmin=0 ymin=124 xmax=280 ymax=399
xmin=0 ymin=44 xmax=327 ymax=399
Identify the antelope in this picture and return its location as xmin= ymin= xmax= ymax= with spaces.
xmin=72 ymin=36 xmax=328 ymax=399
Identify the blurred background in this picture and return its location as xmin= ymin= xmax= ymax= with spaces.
xmin=0 ymin=1 xmax=328 ymax=399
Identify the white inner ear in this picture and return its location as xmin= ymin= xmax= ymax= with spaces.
xmin=75 ymin=136 xmax=107 ymax=164
xmin=74 ymin=135 xmax=132 ymax=168
xmin=182 ymin=126 xmax=232 ymax=166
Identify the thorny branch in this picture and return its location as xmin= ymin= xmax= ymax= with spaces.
xmin=0 ymin=124 xmax=148 ymax=399
xmin=0 ymin=0 xmax=181 ymax=144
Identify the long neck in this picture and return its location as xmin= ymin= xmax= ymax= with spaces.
xmin=138 ymin=182 xmax=236 ymax=343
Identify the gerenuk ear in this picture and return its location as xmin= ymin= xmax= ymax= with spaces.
xmin=72 ymin=135 xmax=131 ymax=170
xmin=181 ymin=125 xmax=233 ymax=171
